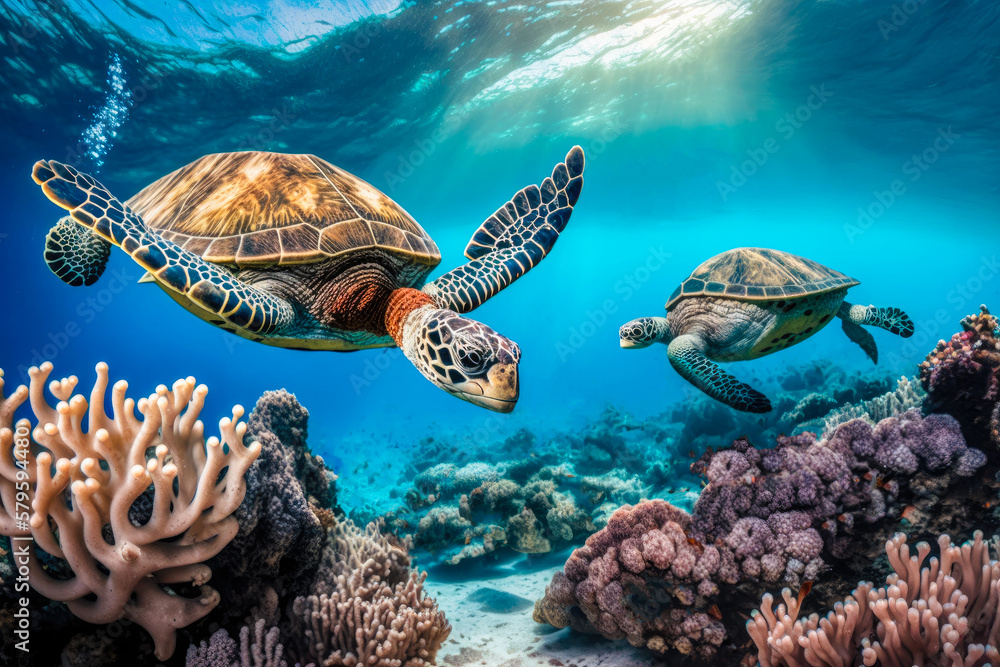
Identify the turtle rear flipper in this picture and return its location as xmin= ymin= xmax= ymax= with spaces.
xmin=841 ymin=318 xmax=878 ymax=364
xmin=425 ymin=146 xmax=584 ymax=313
xmin=32 ymin=160 xmax=295 ymax=336
xmin=45 ymin=215 xmax=112 ymax=286
xmin=668 ymin=334 xmax=772 ymax=413
xmin=839 ymin=301 xmax=914 ymax=338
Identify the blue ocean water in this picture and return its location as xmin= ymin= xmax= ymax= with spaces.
xmin=1 ymin=0 xmax=998 ymax=510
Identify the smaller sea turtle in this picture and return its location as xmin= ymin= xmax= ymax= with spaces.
xmin=618 ymin=247 xmax=913 ymax=413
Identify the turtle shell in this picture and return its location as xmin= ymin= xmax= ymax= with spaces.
xmin=666 ymin=247 xmax=859 ymax=310
xmin=126 ymin=152 xmax=440 ymax=267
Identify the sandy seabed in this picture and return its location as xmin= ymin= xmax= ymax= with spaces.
xmin=428 ymin=551 xmax=658 ymax=667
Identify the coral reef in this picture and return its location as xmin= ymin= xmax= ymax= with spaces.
xmin=921 ymin=304 xmax=1000 ymax=448
xmin=385 ymin=460 xmax=599 ymax=564
xmin=536 ymin=409 xmax=987 ymax=661
xmin=209 ymin=389 xmax=333 ymax=622
xmin=781 ymin=392 xmax=840 ymax=426
xmin=676 ymin=360 xmax=894 ymax=452
xmin=188 ymin=518 xmax=449 ymax=667
xmin=187 ymin=617 xmax=288 ymax=667
xmin=818 ymin=376 xmax=925 ymax=437
xmin=693 ymin=409 xmax=983 ymax=584
xmin=533 ymin=500 xmax=732 ymax=659
xmin=748 ymin=531 xmax=1000 ymax=667
xmin=290 ymin=519 xmax=449 ymax=666
xmin=0 ymin=363 xmax=259 ymax=660
xmin=365 ymin=359 xmax=916 ymax=568
xmin=0 ymin=361 xmax=449 ymax=667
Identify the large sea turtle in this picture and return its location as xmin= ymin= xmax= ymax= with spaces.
xmin=32 ymin=147 xmax=585 ymax=413
xmin=618 ymin=247 xmax=913 ymax=413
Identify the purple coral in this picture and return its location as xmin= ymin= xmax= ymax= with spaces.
xmin=694 ymin=409 xmax=984 ymax=579
xmin=920 ymin=305 xmax=1000 ymax=448
xmin=209 ymin=389 xmax=332 ymax=622
xmin=538 ymin=409 xmax=986 ymax=662
xmin=534 ymin=500 xmax=737 ymax=659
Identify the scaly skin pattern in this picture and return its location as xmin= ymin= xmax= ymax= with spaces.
xmin=397 ymin=303 xmax=521 ymax=412
xmin=426 ymin=145 xmax=584 ymax=314
xmin=44 ymin=215 xmax=112 ymax=286
xmin=33 ymin=159 xmax=296 ymax=336
xmin=840 ymin=303 xmax=915 ymax=338
xmin=619 ymin=316 xmax=671 ymax=348
xmin=666 ymin=291 xmax=847 ymax=362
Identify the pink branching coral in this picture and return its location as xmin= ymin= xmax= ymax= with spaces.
xmin=0 ymin=362 xmax=260 ymax=660
xmin=747 ymin=583 xmax=875 ymax=667
xmin=748 ymin=531 xmax=1000 ymax=667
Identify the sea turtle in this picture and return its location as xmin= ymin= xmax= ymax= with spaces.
xmin=618 ymin=247 xmax=913 ymax=413
xmin=32 ymin=147 xmax=585 ymax=413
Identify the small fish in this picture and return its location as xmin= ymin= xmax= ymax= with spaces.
xmin=797 ymin=580 xmax=813 ymax=605
xmin=708 ymin=604 xmax=722 ymax=620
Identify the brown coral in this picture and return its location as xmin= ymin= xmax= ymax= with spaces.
xmin=0 ymin=362 xmax=260 ymax=660
xmin=291 ymin=519 xmax=450 ymax=666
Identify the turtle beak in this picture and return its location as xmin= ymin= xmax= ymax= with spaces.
xmin=453 ymin=362 xmax=520 ymax=414
xmin=451 ymin=359 xmax=519 ymax=413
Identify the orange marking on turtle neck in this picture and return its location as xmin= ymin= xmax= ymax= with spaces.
xmin=385 ymin=288 xmax=434 ymax=344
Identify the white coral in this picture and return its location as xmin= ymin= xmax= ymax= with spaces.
xmin=0 ymin=362 xmax=260 ymax=659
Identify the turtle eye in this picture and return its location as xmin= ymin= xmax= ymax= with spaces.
xmin=455 ymin=341 xmax=489 ymax=374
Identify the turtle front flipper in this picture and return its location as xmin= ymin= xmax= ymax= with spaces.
xmin=44 ymin=215 xmax=112 ymax=286
xmin=32 ymin=160 xmax=295 ymax=336
xmin=424 ymin=146 xmax=584 ymax=313
xmin=838 ymin=301 xmax=914 ymax=338
xmin=667 ymin=334 xmax=772 ymax=413
xmin=841 ymin=318 xmax=878 ymax=364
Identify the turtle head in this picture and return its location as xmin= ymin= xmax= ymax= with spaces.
xmin=387 ymin=289 xmax=520 ymax=412
xmin=619 ymin=317 xmax=670 ymax=349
